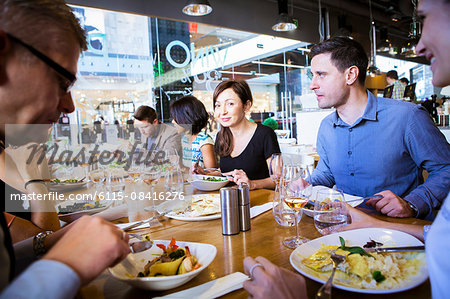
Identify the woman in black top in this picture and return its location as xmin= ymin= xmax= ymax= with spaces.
xmin=197 ymin=80 xmax=280 ymax=190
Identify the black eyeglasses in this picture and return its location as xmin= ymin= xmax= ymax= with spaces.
xmin=7 ymin=33 xmax=77 ymax=93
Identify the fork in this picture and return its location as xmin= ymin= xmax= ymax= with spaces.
xmin=128 ymin=233 xmax=153 ymax=253
xmin=316 ymin=253 xmax=345 ymax=299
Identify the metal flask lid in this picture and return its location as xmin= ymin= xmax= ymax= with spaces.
xmin=220 ymin=187 xmax=239 ymax=209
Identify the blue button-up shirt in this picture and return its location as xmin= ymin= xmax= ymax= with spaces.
xmin=310 ymin=91 xmax=450 ymax=219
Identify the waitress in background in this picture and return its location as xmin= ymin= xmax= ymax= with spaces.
xmin=196 ymin=79 xmax=280 ymax=190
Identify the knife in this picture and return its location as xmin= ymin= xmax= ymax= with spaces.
xmin=122 ymin=211 xmax=169 ymax=232
xmin=345 ymin=194 xmax=383 ymax=204
xmin=365 ymin=245 xmax=425 ymax=253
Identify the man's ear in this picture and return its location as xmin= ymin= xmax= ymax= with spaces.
xmin=345 ymin=66 xmax=359 ymax=85
xmin=152 ymin=118 xmax=159 ymax=125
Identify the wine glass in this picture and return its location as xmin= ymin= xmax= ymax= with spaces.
xmin=314 ymin=189 xmax=348 ymax=235
xmin=164 ymin=167 xmax=183 ymax=193
xmin=281 ymin=164 xmax=312 ymax=249
xmin=269 ymin=153 xmax=283 ymax=187
xmin=127 ymin=152 xmax=144 ymax=185
xmin=272 ymin=184 xmax=297 ymax=227
xmin=164 ymin=148 xmax=180 ymax=171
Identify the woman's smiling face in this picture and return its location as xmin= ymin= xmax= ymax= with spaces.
xmin=214 ymin=88 xmax=250 ymax=128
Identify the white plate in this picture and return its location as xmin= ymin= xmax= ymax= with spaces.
xmin=290 ymin=228 xmax=428 ymax=294
xmin=109 ymin=240 xmax=217 ymax=291
xmin=58 ymin=206 xmax=108 ymax=223
xmin=302 ymin=186 xmax=364 ymax=217
xmin=165 ymin=194 xmax=221 ymax=221
xmin=48 ymin=181 xmax=87 ymax=192
xmin=190 ymin=175 xmax=229 ymax=191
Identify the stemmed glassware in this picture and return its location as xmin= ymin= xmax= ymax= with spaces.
xmin=164 ymin=167 xmax=183 ymax=193
xmin=281 ymin=164 xmax=313 ymax=249
xmin=127 ymin=152 xmax=145 ymax=185
xmin=269 ymin=153 xmax=283 ymax=187
xmin=271 ymin=153 xmax=296 ymax=227
xmin=314 ymin=189 xmax=348 ymax=235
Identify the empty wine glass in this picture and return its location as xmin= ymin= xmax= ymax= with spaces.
xmin=269 ymin=153 xmax=283 ymax=187
xmin=164 ymin=167 xmax=183 ymax=193
xmin=127 ymin=152 xmax=144 ymax=185
xmin=281 ymin=164 xmax=312 ymax=249
xmin=314 ymin=189 xmax=348 ymax=235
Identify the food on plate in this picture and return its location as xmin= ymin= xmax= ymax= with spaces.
xmin=170 ymin=194 xmax=221 ymax=217
xmin=50 ymin=178 xmax=83 ymax=184
xmin=138 ymin=238 xmax=201 ymax=277
xmin=363 ymin=239 xmax=384 ymax=248
xmin=301 ymin=237 xmax=425 ymax=289
xmin=304 ymin=197 xmax=333 ymax=211
xmin=201 ymin=176 xmax=227 ymax=182
xmin=59 ymin=196 xmax=105 ymax=214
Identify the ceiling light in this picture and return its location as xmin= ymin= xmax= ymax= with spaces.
xmin=272 ymin=13 xmax=297 ymax=31
xmin=272 ymin=0 xmax=297 ymax=32
xmin=402 ymin=37 xmax=420 ymax=58
xmin=377 ymin=28 xmax=390 ymax=53
xmin=367 ymin=1 xmax=381 ymax=77
xmin=401 ymin=0 xmax=421 ymax=57
xmin=182 ymin=0 xmax=212 ymax=16
xmin=391 ymin=13 xmax=401 ymax=22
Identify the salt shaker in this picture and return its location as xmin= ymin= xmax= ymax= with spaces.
xmin=220 ymin=187 xmax=240 ymax=235
xmin=237 ymin=183 xmax=251 ymax=231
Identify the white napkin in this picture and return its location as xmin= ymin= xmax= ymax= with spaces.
xmin=250 ymin=202 xmax=273 ymax=218
xmin=154 ymin=272 xmax=250 ymax=299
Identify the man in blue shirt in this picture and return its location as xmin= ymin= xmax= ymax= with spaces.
xmin=243 ymin=0 xmax=450 ymax=298
xmin=306 ymin=37 xmax=449 ymax=220
xmin=0 ymin=0 xmax=130 ymax=297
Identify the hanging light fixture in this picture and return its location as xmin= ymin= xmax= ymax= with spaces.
xmin=182 ymin=0 xmax=212 ymax=16
xmin=367 ymin=0 xmax=380 ymax=77
xmin=272 ymin=0 xmax=297 ymax=32
xmin=377 ymin=28 xmax=391 ymax=53
xmin=401 ymin=0 xmax=421 ymax=57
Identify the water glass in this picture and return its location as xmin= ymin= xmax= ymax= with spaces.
xmin=269 ymin=153 xmax=283 ymax=186
xmin=272 ymin=184 xmax=296 ymax=227
xmin=314 ymin=189 xmax=348 ymax=235
xmin=164 ymin=167 xmax=183 ymax=193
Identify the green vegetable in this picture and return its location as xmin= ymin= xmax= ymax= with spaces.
xmin=202 ymin=177 xmax=226 ymax=182
xmin=168 ymin=249 xmax=186 ymax=260
xmin=339 ymin=237 xmax=374 ymax=258
xmin=372 ymin=271 xmax=386 ymax=282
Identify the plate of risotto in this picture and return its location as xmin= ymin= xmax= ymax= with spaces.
xmin=290 ymin=228 xmax=428 ymax=294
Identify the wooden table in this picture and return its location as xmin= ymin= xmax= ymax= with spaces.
xmin=79 ymin=188 xmax=432 ymax=299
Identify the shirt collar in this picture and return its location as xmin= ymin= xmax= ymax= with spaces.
xmin=332 ymin=90 xmax=378 ymax=126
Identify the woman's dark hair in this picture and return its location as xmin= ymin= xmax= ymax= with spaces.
xmin=213 ymin=79 xmax=253 ymax=157
xmin=170 ymin=96 xmax=209 ymax=135
xmin=310 ymin=36 xmax=368 ymax=86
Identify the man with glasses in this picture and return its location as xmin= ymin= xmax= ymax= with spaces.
xmin=0 ymin=0 xmax=130 ymax=297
